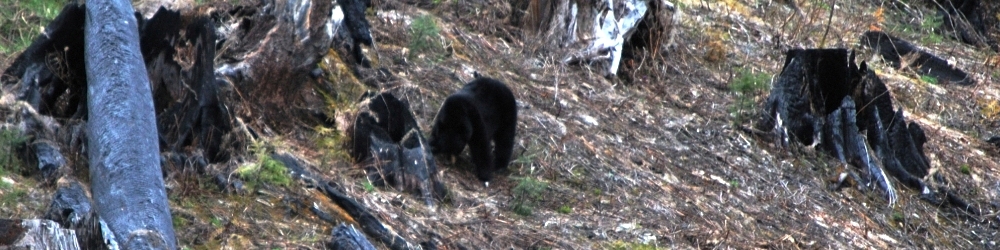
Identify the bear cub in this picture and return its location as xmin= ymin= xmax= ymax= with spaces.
xmin=430 ymin=76 xmax=517 ymax=182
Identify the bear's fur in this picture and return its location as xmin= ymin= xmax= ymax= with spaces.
xmin=430 ymin=77 xmax=517 ymax=182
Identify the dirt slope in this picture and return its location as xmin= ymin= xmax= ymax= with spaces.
xmin=2 ymin=0 xmax=1000 ymax=249
xmin=339 ymin=0 xmax=1000 ymax=248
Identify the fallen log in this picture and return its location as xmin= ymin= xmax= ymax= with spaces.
xmin=860 ymin=31 xmax=973 ymax=85
xmin=327 ymin=223 xmax=378 ymax=250
xmin=275 ymin=152 xmax=419 ymax=250
xmin=84 ymin=0 xmax=176 ymax=248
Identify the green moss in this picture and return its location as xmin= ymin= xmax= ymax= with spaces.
xmin=0 ymin=188 xmax=26 ymax=205
xmin=891 ymin=212 xmax=905 ymax=223
xmin=919 ymin=14 xmax=944 ymax=45
xmin=173 ymin=216 xmax=190 ymax=228
xmin=237 ymin=142 xmax=291 ymax=190
xmin=361 ymin=178 xmax=375 ymax=192
xmin=919 ymin=75 xmax=938 ymax=85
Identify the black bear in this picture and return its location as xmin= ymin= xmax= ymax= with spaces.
xmin=430 ymin=76 xmax=517 ymax=182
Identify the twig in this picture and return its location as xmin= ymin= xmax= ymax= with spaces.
xmin=819 ymin=0 xmax=837 ymax=48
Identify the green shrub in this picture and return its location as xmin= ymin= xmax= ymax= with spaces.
xmin=728 ymin=68 xmax=771 ymax=124
xmin=408 ymin=14 xmax=443 ymax=60
xmin=0 ymin=128 xmax=28 ymax=176
xmin=920 ymin=14 xmax=944 ymax=45
xmin=557 ymin=205 xmax=572 ymax=214
xmin=511 ymin=177 xmax=547 ymax=216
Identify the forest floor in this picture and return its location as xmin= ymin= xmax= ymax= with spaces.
xmin=2 ymin=0 xmax=1000 ymax=249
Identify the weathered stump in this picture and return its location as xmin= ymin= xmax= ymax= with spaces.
xmin=350 ymin=92 xmax=446 ymax=208
xmin=758 ymin=48 xmax=975 ymax=213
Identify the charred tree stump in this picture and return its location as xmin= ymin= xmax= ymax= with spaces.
xmin=350 ymin=92 xmax=445 ymax=208
xmin=758 ymin=48 xmax=976 ymax=213
xmin=84 ymin=0 xmax=176 ymax=249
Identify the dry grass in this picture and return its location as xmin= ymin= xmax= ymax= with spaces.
xmin=2 ymin=0 xmax=1000 ymax=249
xmin=334 ymin=0 xmax=1000 ymax=248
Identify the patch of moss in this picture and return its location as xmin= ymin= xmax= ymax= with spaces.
xmin=557 ymin=205 xmax=572 ymax=214
xmin=237 ymin=142 xmax=292 ymax=190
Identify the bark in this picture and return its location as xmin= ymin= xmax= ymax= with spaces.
xmin=517 ymin=0 xmax=661 ymax=76
xmin=0 ymin=219 xmax=80 ymax=250
xmin=760 ymin=48 xmax=977 ymax=214
xmin=84 ymin=0 xmax=176 ymax=249
xmin=327 ymin=223 xmax=378 ymax=250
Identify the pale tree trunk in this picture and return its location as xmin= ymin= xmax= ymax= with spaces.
xmin=522 ymin=0 xmax=668 ymax=77
xmin=85 ymin=0 xmax=177 ymax=249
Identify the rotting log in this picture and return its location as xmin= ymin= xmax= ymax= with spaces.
xmin=316 ymin=181 xmax=417 ymax=250
xmin=84 ymin=0 xmax=176 ymax=249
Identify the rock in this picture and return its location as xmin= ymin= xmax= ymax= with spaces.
xmin=214 ymin=174 xmax=244 ymax=193
xmin=44 ymin=181 xmax=92 ymax=230
xmin=33 ymin=140 xmax=67 ymax=182
xmin=326 ymin=223 xmax=377 ymax=250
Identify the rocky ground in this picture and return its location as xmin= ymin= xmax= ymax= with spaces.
xmin=2 ymin=0 xmax=1000 ymax=249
